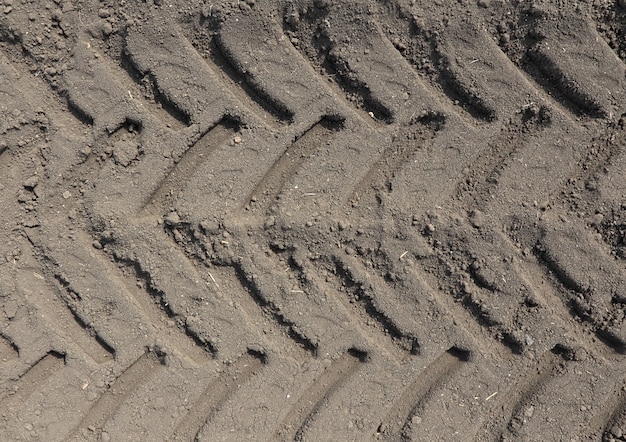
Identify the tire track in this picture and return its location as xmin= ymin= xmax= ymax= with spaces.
xmin=208 ymin=265 xmax=312 ymax=364
xmin=0 ymin=334 xmax=17 ymax=364
xmin=17 ymin=267 xmax=115 ymax=364
xmin=111 ymin=258 xmax=215 ymax=363
xmin=233 ymin=258 xmax=318 ymax=356
xmin=351 ymin=111 xmax=444 ymax=203
xmin=69 ymin=351 xmax=164 ymax=439
xmin=39 ymin=278 xmax=115 ymax=364
xmin=374 ymin=0 xmax=495 ymax=122
xmin=583 ymin=380 xmax=626 ymax=440
xmin=274 ymin=349 xmax=366 ymax=441
xmin=140 ymin=119 xmax=239 ymax=216
xmin=331 ymin=255 xmax=420 ymax=355
xmin=244 ymin=116 xmax=343 ymax=214
xmin=0 ymin=351 xmax=64 ymax=411
xmin=377 ymin=347 xmax=470 ymax=441
xmin=454 ymin=106 xmax=550 ymax=208
xmin=476 ymin=345 xmax=568 ymax=441
xmin=538 ymin=221 xmax=626 ymax=352
xmin=289 ymin=249 xmax=410 ymax=362
xmin=125 ymin=14 xmax=236 ymax=127
xmin=187 ymin=22 xmax=293 ymax=125
xmin=171 ymin=350 xmax=265 ymax=441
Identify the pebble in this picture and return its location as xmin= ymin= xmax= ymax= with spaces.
xmin=102 ymin=22 xmax=113 ymax=36
xmin=164 ymin=211 xmax=181 ymax=226
xmin=611 ymin=425 xmax=623 ymax=438
xmin=62 ymin=190 xmax=71 ymax=199
xmin=23 ymin=175 xmax=39 ymax=189
xmin=233 ymin=135 xmax=242 ymax=144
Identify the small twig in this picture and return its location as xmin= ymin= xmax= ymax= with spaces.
xmin=485 ymin=391 xmax=498 ymax=401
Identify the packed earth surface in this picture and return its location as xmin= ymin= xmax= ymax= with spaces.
xmin=2 ymin=0 xmax=626 ymax=440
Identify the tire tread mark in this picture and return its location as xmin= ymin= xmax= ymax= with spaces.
xmin=112 ymin=258 xmax=215 ymax=363
xmin=140 ymin=118 xmax=238 ymax=216
xmin=284 ymin=5 xmax=394 ymax=123
xmin=475 ymin=345 xmax=568 ymax=441
xmin=208 ymin=265 xmax=311 ymax=364
xmin=332 ymin=255 xmax=420 ymax=355
xmin=0 ymin=334 xmax=18 ymax=363
xmin=171 ymin=351 xmax=265 ymax=441
xmin=351 ymin=113 xmax=444 ymax=203
xmin=118 ymin=51 xmax=191 ymax=128
xmin=233 ymin=260 xmax=317 ymax=355
xmin=26 ymin=273 xmax=115 ymax=364
xmin=454 ymin=109 xmax=550 ymax=207
xmin=377 ymin=347 xmax=470 ymax=441
xmin=0 ymin=351 xmax=64 ymax=410
xmin=244 ymin=116 xmax=342 ymax=214
xmin=374 ymin=0 xmax=494 ymax=121
xmin=69 ymin=351 xmax=163 ymax=439
xmin=188 ymin=25 xmax=292 ymax=125
xmin=537 ymin=222 xmax=626 ymax=352
xmin=289 ymin=250 xmax=407 ymax=362
xmin=275 ymin=349 xmax=366 ymax=441
xmin=583 ymin=379 xmax=626 ymax=440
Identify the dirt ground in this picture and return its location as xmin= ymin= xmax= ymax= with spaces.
xmin=2 ymin=0 xmax=626 ymax=440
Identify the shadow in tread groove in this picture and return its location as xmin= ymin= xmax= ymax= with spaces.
xmin=112 ymin=258 xmax=215 ymax=363
xmin=583 ymin=378 xmax=626 ymax=440
xmin=189 ymin=22 xmax=293 ymax=125
xmin=0 ymin=334 xmax=18 ymax=363
xmin=171 ymin=350 xmax=265 ymax=441
xmin=68 ymin=351 xmax=164 ymax=440
xmin=233 ymin=261 xmax=318 ymax=356
xmin=244 ymin=116 xmax=344 ymax=214
xmin=140 ymin=118 xmax=239 ymax=216
xmin=0 ymin=352 xmax=64 ymax=411
xmin=476 ymin=345 xmax=569 ymax=441
xmin=29 ymin=274 xmax=116 ymax=364
xmin=275 ymin=349 xmax=367 ymax=441
xmin=376 ymin=347 xmax=470 ymax=441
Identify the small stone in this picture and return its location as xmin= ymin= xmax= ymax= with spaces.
xmin=62 ymin=190 xmax=71 ymax=199
xmin=164 ymin=211 xmax=181 ymax=226
xmin=477 ymin=0 xmax=490 ymax=6
xmin=611 ymin=425 xmax=623 ymax=438
xmin=524 ymin=405 xmax=534 ymax=418
xmin=98 ymin=8 xmax=110 ymax=18
xmin=426 ymin=223 xmax=435 ymax=233
xmin=102 ymin=22 xmax=113 ymax=36
xmin=4 ymin=5 xmax=12 ymax=13
xmin=233 ymin=135 xmax=242 ymax=144
xmin=92 ymin=240 xmax=102 ymax=250
xmin=23 ymin=176 xmax=39 ymax=189
xmin=100 ymin=432 xmax=111 ymax=442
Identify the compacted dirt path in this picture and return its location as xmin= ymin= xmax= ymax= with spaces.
xmin=2 ymin=0 xmax=626 ymax=440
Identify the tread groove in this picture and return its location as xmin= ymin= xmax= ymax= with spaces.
xmin=275 ymin=349 xmax=365 ymax=441
xmin=244 ymin=116 xmax=343 ymax=213
xmin=377 ymin=347 xmax=470 ymax=441
xmin=140 ymin=118 xmax=239 ymax=216
xmin=331 ymin=256 xmax=420 ymax=355
xmin=171 ymin=351 xmax=265 ymax=441
xmin=69 ymin=351 xmax=163 ymax=439
xmin=477 ymin=345 xmax=568 ymax=441
xmin=0 ymin=351 xmax=64 ymax=410
xmin=190 ymin=24 xmax=293 ymax=125
xmin=24 ymin=272 xmax=117 ymax=364
xmin=233 ymin=261 xmax=318 ymax=356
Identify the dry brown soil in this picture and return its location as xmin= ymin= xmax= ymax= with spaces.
xmin=2 ymin=0 xmax=626 ymax=440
